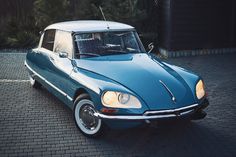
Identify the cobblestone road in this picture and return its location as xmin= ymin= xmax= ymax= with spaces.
xmin=0 ymin=52 xmax=236 ymax=157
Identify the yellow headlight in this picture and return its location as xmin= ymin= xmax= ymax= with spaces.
xmin=102 ymin=91 xmax=142 ymax=108
xmin=196 ymin=80 xmax=205 ymax=99
xmin=102 ymin=91 xmax=117 ymax=106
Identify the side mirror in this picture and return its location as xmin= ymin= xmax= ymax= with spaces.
xmin=147 ymin=42 xmax=154 ymax=53
xmin=59 ymin=52 xmax=68 ymax=58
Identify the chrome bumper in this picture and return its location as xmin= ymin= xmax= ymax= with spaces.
xmin=94 ymin=103 xmax=199 ymax=120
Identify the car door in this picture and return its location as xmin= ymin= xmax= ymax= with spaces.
xmin=46 ymin=30 xmax=74 ymax=105
xmin=32 ymin=29 xmax=67 ymax=99
xmin=29 ymin=29 xmax=70 ymax=104
xmin=28 ymin=29 xmax=56 ymax=86
xmin=38 ymin=29 xmax=56 ymax=79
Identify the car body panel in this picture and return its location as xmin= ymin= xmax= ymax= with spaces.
xmin=45 ymin=20 xmax=135 ymax=33
xmin=74 ymin=53 xmax=199 ymax=110
xmin=26 ymin=49 xmax=72 ymax=106
xmin=25 ymin=20 xmax=209 ymax=130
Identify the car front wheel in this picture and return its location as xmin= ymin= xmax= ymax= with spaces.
xmin=29 ymin=74 xmax=41 ymax=88
xmin=74 ymin=94 xmax=103 ymax=137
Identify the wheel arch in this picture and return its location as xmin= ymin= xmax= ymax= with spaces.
xmin=73 ymin=88 xmax=89 ymax=103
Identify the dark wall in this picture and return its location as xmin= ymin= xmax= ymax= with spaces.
xmin=159 ymin=0 xmax=236 ymax=51
xmin=156 ymin=0 xmax=171 ymax=49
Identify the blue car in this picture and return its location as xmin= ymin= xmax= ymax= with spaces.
xmin=25 ymin=20 xmax=209 ymax=137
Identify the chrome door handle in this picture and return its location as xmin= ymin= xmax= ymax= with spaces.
xmin=49 ymin=56 xmax=55 ymax=61
xmin=35 ymin=50 xmax=41 ymax=54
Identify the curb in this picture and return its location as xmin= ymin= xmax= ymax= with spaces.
xmin=159 ymin=48 xmax=236 ymax=58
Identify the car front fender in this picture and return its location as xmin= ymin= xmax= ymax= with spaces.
xmin=69 ymin=68 xmax=149 ymax=115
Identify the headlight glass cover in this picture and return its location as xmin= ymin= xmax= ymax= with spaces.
xmin=102 ymin=91 xmax=142 ymax=108
xmin=196 ymin=80 xmax=205 ymax=99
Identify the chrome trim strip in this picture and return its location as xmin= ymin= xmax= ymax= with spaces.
xmin=144 ymin=103 xmax=199 ymax=115
xmin=94 ymin=103 xmax=198 ymax=120
xmin=159 ymin=80 xmax=176 ymax=102
xmin=66 ymin=95 xmax=73 ymax=101
xmin=25 ymin=61 xmax=73 ymax=102
xmin=94 ymin=109 xmax=194 ymax=120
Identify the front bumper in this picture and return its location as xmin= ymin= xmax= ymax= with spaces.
xmin=94 ymin=99 xmax=209 ymax=120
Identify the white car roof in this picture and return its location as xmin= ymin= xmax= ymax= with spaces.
xmin=45 ymin=20 xmax=135 ymax=33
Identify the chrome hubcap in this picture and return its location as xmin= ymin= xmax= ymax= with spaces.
xmin=75 ymin=99 xmax=101 ymax=135
xmin=79 ymin=105 xmax=99 ymax=130
xmin=29 ymin=74 xmax=35 ymax=85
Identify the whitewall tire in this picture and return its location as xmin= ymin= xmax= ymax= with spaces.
xmin=74 ymin=94 xmax=103 ymax=137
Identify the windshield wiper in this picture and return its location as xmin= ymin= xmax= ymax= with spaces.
xmin=75 ymin=53 xmax=101 ymax=57
xmin=106 ymin=49 xmax=129 ymax=54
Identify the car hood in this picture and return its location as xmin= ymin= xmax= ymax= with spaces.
xmin=75 ymin=53 xmax=197 ymax=110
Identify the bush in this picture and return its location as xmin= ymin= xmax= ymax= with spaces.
xmin=34 ymin=0 xmax=70 ymax=30
xmin=0 ymin=32 xmax=7 ymax=49
xmin=6 ymin=31 xmax=38 ymax=48
xmin=0 ymin=0 xmax=157 ymax=49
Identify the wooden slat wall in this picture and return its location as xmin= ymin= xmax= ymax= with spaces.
xmin=159 ymin=0 xmax=236 ymax=51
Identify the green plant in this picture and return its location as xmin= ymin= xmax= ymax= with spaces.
xmin=0 ymin=32 xmax=7 ymax=49
xmin=6 ymin=31 xmax=38 ymax=48
xmin=34 ymin=0 xmax=70 ymax=30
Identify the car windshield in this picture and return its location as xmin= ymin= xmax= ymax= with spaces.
xmin=74 ymin=31 xmax=144 ymax=58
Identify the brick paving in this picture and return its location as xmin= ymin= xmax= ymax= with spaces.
xmin=0 ymin=52 xmax=236 ymax=157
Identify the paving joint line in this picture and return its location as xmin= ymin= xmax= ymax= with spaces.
xmin=0 ymin=79 xmax=30 ymax=82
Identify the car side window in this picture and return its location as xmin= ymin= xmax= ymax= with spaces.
xmin=53 ymin=30 xmax=73 ymax=58
xmin=41 ymin=29 xmax=56 ymax=51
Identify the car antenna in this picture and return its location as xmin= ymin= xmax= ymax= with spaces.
xmin=99 ymin=6 xmax=110 ymax=30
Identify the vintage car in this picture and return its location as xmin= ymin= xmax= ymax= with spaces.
xmin=25 ymin=20 xmax=209 ymax=137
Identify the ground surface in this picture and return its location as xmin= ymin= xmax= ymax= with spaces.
xmin=0 ymin=52 xmax=236 ymax=157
